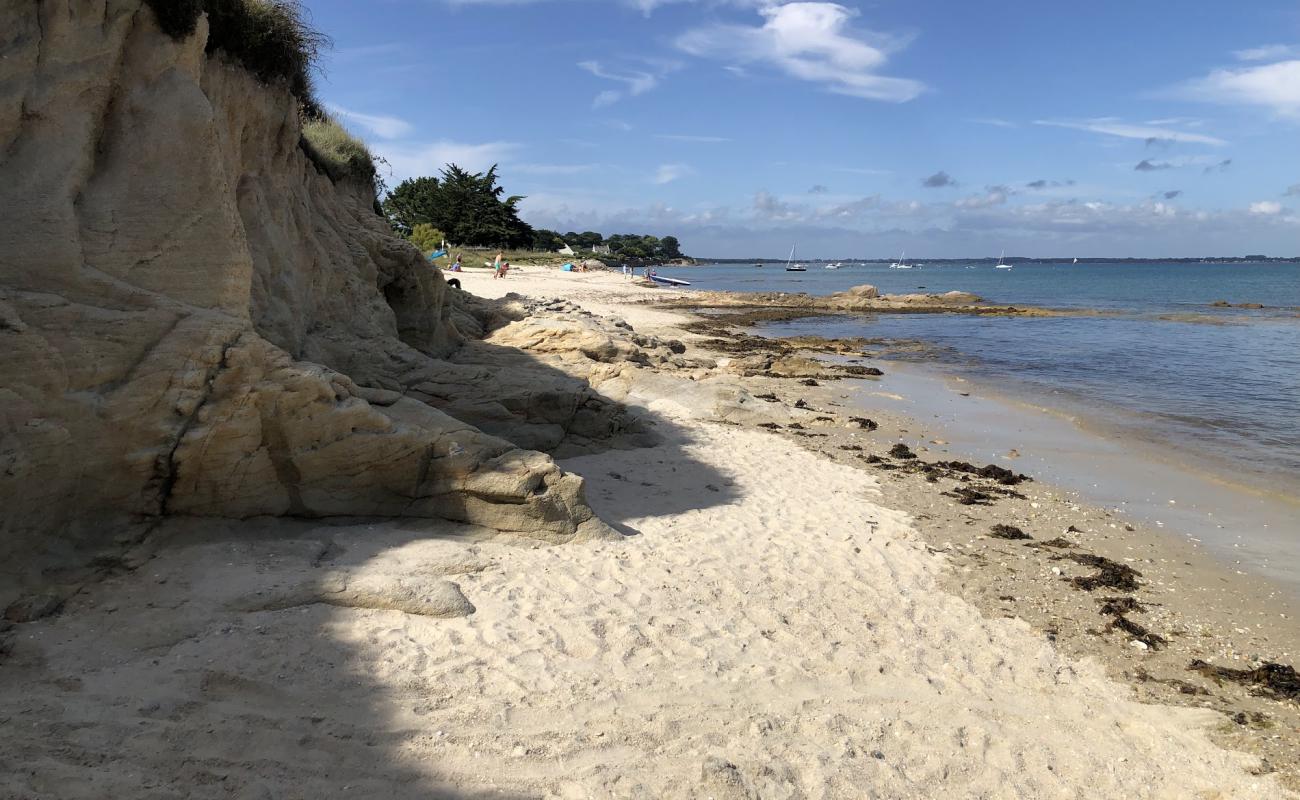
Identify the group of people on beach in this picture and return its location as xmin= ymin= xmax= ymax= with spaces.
xmin=492 ymin=251 xmax=510 ymax=279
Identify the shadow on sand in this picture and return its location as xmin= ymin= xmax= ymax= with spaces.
xmin=0 ymin=331 xmax=733 ymax=797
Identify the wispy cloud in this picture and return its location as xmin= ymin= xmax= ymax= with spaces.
xmin=655 ymin=134 xmax=733 ymax=143
xmin=1285 ymin=183 xmax=1300 ymax=197
xmin=375 ymin=140 xmax=519 ymax=182
xmin=579 ymin=60 xmax=674 ymax=108
xmin=1250 ymin=200 xmax=1282 ymax=215
xmin=1204 ymin=158 xmax=1233 ymax=174
xmin=808 ymin=184 xmax=830 ymax=194
xmin=971 ymin=118 xmax=1016 ymax=128
xmin=1233 ymin=44 xmax=1300 ymax=62
xmin=1035 ymin=118 xmax=1227 ymax=146
xmin=1163 ymin=190 xmax=1183 ymax=199
xmin=1175 ymin=59 xmax=1300 ymax=119
xmin=922 ymin=170 xmax=956 ymax=188
xmin=676 ymin=2 xmax=925 ymax=102
xmin=327 ymin=104 xmax=413 ymax=139
xmin=653 ymin=163 xmax=692 ymax=184
xmin=955 ymin=186 xmax=1010 ymax=209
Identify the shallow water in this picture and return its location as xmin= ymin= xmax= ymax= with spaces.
xmin=658 ymin=261 xmax=1300 ymax=497
xmin=852 ymin=361 xmax=1300 ymax=594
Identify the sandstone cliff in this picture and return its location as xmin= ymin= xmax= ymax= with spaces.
xmin=0 ymin=1 xmax=618 ymax=596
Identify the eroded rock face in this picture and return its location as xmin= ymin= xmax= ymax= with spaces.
xmin=0 ymin=1 xmax=610 ymax=590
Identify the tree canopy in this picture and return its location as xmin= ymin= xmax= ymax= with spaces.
xmin=382 ymin=165 xmax=533 ymax=248
xmin=528 ymin=229 xmax=686 ymax=260
xmin=382 ymin=164 xmax=686 ymax=258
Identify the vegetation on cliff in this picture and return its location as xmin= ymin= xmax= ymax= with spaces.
xmin=300 ymin=116 xmax=376 ymax=182
xmin=144 ymin=0 xmax=327 ymax=117
xmin=144 ymin=1 xmax=386 ymax=196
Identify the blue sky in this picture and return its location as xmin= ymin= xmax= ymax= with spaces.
xmin=309 ymin=0 xmax=1300 ymax=258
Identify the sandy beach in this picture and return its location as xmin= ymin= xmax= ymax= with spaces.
xmin=5 ymin=263 xmax=1296 ymax=798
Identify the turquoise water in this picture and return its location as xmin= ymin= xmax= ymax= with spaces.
xmin=655 ymin=261 xmax=1300 ymax=491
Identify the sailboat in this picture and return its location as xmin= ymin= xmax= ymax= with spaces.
xmin=889 ymin=251 xmax=913 ymax=269
xmin=785 ymin=245 xmax=806 ymax=272
xmin=995 ymin=249 xmax=1013 ymax=269
xmin=1072 ymin=257 xmax=1078 ymax=264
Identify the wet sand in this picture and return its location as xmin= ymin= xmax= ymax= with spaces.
xmin=849 ymin=360 xmax=1300 ymax=596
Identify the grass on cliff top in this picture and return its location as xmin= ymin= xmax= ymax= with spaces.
xmin=145 ymin=0 xmax=378 ymax=188
xmin=301 ymin=116 xmax=376 ymax=183
xmin=144 ymin=0 xmax=327 ymax=117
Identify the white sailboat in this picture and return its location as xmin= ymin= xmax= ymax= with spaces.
xmin=889 ymin=251 xmax=913 ymax=269
xmin=785 ymin=244 xmax=806 ymax=272
xmin=995 ymin=249 xmax=1013 ymax=269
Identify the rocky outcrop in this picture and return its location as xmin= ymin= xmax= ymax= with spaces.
xmin=0 ymin=1 xmax=613 ymax=593
xmin=660 ymin=285 xmax=1075 ymax=317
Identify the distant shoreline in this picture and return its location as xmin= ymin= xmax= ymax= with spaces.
xmin=697 ymin=256 xmax=1300 ymax=265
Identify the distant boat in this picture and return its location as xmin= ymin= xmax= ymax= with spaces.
xmin=648 ymin=273 xmax=691 ymax=287
xmin=825 ymin=262 xmax=841 ymax=270
xmin=755 ymin=262 xmax=764 ymax=268
xmin=785 ymin=244 xmax=806 ymax=272
xmin=995 ymin=249 xmax=1013 ymax=270
xmin=1072 ymin=257 xmax=1079 ymax=264
xmin=890 ymin=250 xmax=914 ymax=269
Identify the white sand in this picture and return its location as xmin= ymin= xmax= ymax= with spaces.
xmin=1 ymin=265 xmax=1288 ymax=798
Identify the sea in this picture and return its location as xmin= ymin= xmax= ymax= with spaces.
xmin=651 ymin=260 xmax=1300 ymax=581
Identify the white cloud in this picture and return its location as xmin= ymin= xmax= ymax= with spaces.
xmin=655 ymin=134 xmax=733 ymax=143
xmin=753 ymin=190 xmax=804 ymax=220
xmin=955 ymin=187 xmax=1010 ymax=209
xmin=327 ymin=105 xmax=414 ymax=139
xmin=1034 ymin=118 xmax=1227 ymax=146
xmin=971 ymin=118 xmax=1016 ymax=128
xmin=579 ymin=60 xmax=667 ymax=108
xmin=1250 ymin=200 xmax=1282 ymax=215
xmin=1177 ymin=60 xmax=1300 ymax=119
xmin=676 ymin=2 xmax=925 ymax=102
xmin=653 ymin=163 xmax=692 ymax=184
xmin=375 ymin=140 xmax=519 ymax=183
xmin=1233 ymin=44 xmax=1300 ymax=61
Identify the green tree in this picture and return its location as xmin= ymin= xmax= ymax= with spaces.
xmin=532 ymin=228 xmax=565 ymax=251
xmin=658 ymin=235 xmax=683 ymax=259
xmin=382 ymin=176 xmax=440 ymax=235
xmin=381 ymin=165 xmax=533 ymax=247
xmin=408 ymin=223 xmax=445 ymax=254
xmin=576 ymin=231 xmax=604 ymax=249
